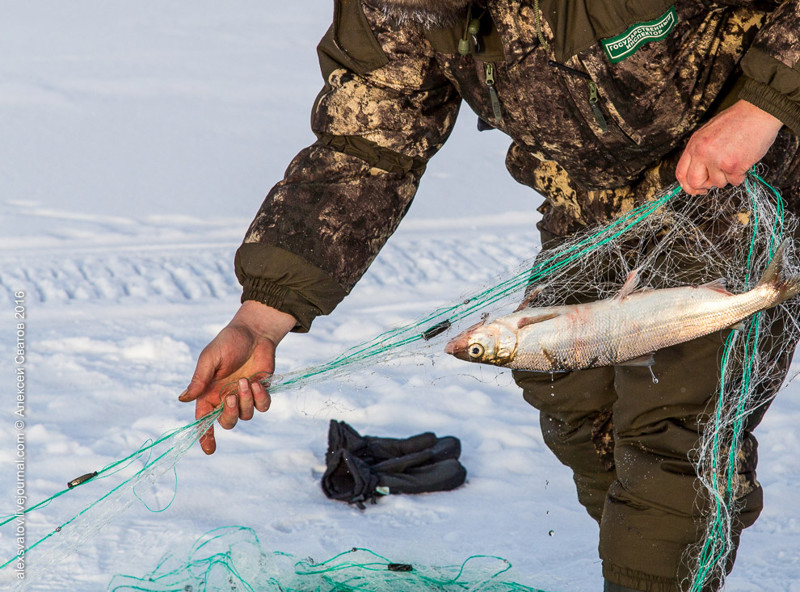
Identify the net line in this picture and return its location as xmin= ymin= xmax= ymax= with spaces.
xmin=0 ymin=411 xmax=221 ymax=583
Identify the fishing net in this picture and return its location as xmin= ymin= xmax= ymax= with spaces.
xmin=107 ymin=526 xmax=546 ymax=592
xmin=0 ymin=412 xmax=219 ymax=589
xmin=2 ymin=171 xmax=798 ymax=591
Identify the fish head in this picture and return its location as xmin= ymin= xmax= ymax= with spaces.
xmin=444 ymin=319 xmax=518 ymax=366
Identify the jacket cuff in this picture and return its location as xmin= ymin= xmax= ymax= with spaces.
xmin=740 ymin=48 xmax=800 ymax=135
xmin=739 ymin=78 xmax=800 ymax=136
xmin=235 ymin=244 xmax=348 ymax=332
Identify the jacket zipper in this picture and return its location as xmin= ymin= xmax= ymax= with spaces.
xmin=484 ymin=63 xmax=504 ymax=123
xmin=548 ymin=60 xmax=608 ymax=132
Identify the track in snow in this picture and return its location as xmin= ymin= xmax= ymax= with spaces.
xmin=0 ymin=230 xmax=540 ymax=307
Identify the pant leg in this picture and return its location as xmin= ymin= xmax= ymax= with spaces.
xmin=515 ymin=367 xmax=618 ymax=523
xmin=517 ymin=326 xmax=791 ymax=592
xmin=598 ymin=331 xmax=737 ymax=591
xmin=597 ymin=193 xmax=800 ymax=591
xmin=517 ymin=328 xmax=756 ymax=591
xmin=600 ymin=301 xmax=798 ymax=591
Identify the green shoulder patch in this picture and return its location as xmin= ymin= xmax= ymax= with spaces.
xmin=601 ymin=6 xmax=677 ymax=64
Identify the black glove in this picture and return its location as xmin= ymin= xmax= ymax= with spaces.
xmin=321 ymin=449 xmax=379 ymax=507
xmin=326 ymin=419 xmax=438 ymax=464
xmin=322 ymin=421 xmax=467 ymax=508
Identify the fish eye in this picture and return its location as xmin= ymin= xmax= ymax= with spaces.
xmin=468 ymin=343 xmax=485 ymax=359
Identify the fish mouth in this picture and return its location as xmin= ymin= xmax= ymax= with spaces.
xmin=444 ymin=332 xmax=471 ymax=361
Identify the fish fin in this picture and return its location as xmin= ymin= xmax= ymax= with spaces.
xmin=514 ymin=287 xmax=544 ymax=312
xmin=756 ymin=240 xmax=786 ymax=288
xmin=613 ymin=269 xmax=640 ymax=301
xmin=728 ymin=321 xmax=746 ymax=331
xmin=757 ymin=240 xmax=800 ymax=306
xmin=617 ymin=353 xmax=655 ymax=367
xmin=700 ymin=278 xmax=731 ymax=295
xmin=463 ymin=318 xmax=488 ymax=333
xmin=777 ymin=274 xmax=800 ymax=304
xmin=517 ymin=312 xmax=560 ymax=329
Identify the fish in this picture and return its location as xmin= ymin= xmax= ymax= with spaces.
xmin=444 ymin=241 xmax=800 ymax=372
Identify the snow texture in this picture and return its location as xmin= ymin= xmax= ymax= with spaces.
xmin=1 ymin=2 xmax=798 ymax=590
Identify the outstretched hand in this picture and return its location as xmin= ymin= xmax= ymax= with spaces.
xmin=676 ymin=99 xmax=783 ymax=195
xmin=179 ymin=300 xmax=297 ymax=454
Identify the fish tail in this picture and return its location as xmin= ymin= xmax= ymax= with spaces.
xmin=757 ymin=240 xmax=800 ymax=307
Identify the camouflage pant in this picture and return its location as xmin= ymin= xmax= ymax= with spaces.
xmin=514 ymin=129 xmax=800 ymax=592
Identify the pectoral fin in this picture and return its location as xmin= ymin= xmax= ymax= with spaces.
xmin=700 ymin=278 xmax=732 ymax=295
xmin=617 ymin=353 xmax=655 ymax=367
xmin=514 ymin=287 xmax=544 ymax=312
xmin=517 ymin=312 xmax=559 ymax=329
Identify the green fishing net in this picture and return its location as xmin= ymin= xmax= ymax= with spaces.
xmin=108 ymin=526 xmax=547 ymax=592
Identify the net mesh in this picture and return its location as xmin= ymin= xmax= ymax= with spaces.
xmin=3 ymin=173 xmax=798 ymax=591
xmin=107 ymin=526 xmax=547 ymax=592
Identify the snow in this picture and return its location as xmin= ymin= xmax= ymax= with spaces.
xmin=1 ymin=2 xmax=799 ymax=590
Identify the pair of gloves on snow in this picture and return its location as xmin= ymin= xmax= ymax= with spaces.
xmin=321 ymin=420 xmax=467 ymax=509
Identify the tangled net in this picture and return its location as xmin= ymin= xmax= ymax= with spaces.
xmin=108 ymin=526 xmax=546 ymax=592
xmin=3 ymin=172 xmax=798 ymax=591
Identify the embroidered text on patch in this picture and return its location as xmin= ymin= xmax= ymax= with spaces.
xmin=602 ymin=7 xmax=677 ymax=63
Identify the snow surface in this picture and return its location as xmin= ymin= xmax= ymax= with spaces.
xmin=1 ymin=2 xmax=799 ymax=590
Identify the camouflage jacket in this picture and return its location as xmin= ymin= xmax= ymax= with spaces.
xmin=237 ymin=0 xmax=800 ymax=331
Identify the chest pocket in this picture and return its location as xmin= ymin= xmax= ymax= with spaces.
xmin=540 ymin=0 xmax=675 ymax=62
xmin=318 ymin=0 xmax=389 ymax=78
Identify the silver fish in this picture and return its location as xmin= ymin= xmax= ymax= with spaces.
xmin=445 ymin=241 xmax=800 ymax=372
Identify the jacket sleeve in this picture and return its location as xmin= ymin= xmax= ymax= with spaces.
xmin=235 ymin=0 xmax=461 ymax=331
xmin=738 ymin=1 xmax=800 ymax=134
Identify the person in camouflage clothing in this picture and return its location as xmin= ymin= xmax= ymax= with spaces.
xmin=179 ymin=1 xmax=800 ymax=590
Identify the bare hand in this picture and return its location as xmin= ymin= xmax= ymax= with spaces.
xmin=179 ymin=300 xmax=296 ymax=454
xmin=676 ymin=99 xmax=783 ymax=195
